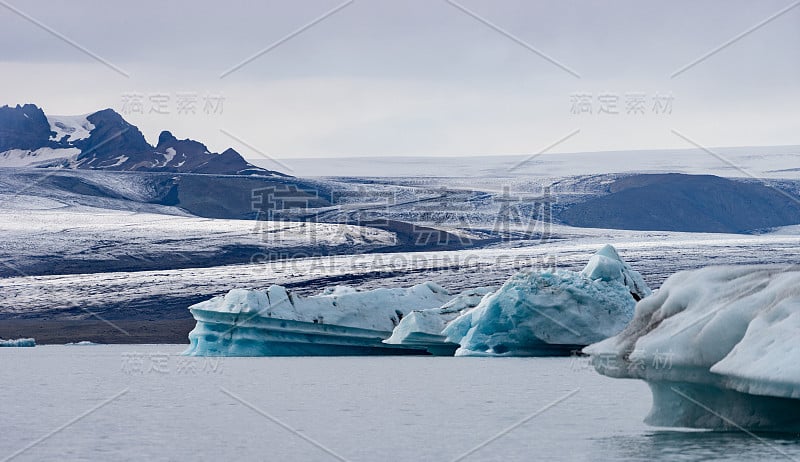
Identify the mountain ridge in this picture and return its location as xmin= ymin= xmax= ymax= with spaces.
xmin=0 ymin=103 xmax=287 ymax=177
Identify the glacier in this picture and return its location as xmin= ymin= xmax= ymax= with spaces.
xmin=443 ymin=245 xmax=648 ymax=356
xmin=183 ymin=282 xmax=454 ymax=356
xmin=585 ymin=264 xmax=800 ymax=431
xmin=0 ymin=338 xmax=36 ymax=347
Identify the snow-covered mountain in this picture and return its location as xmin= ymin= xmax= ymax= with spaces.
xmin=0 ymin=104 xmax=285 ymax=176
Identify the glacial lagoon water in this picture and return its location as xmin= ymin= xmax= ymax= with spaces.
xmin=2 ymin=345 xmax=799 ymax=462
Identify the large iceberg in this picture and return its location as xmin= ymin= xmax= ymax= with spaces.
xmin=184 ymin=282 xmax=454 ymax=356
xmin=585 ymin=264 xmax=800 ymax=431
xmin=444 ymin=245 xmax=648 ymax=356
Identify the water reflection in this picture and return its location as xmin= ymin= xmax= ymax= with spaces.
xmin=594 ymin=430 xmax=800 ymax=461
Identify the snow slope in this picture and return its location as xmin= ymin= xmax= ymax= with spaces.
xmin=0 ymin=147 xmax=79 ymax=167
xmin=47 ymin=114 xmax=94 ymax=142
xmin=586 ymin=265 xmax=800 ymax=430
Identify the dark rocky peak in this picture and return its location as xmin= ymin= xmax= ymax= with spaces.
xmin=153 ymin=131 xmax=279 ymax=176
xmin=0 ymin=104 xmax=55 ymax=151
xmin=154 ymin=130 xmax=210 ymax=158
xmin=75 ymin=109 xmax=152 ymax=159
xmin=157 ymin=130 xmax=178 ymax=146
xmin=220 ymin=148 xmax=244 ymax=158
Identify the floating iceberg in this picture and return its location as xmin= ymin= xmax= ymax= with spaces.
xmin=585 ymin=264 xmax=800 ymax=431
xmin=184 ymin=282 xmax=454 ymax=356
xmin=0 ymin=338 xmax=36 ymax=347
xmin=444 ymin=245 xmax=647 ymax=356
xmin=383 ymin=287 xmax=494 ymax=355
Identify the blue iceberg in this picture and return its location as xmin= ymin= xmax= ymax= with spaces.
xmin=443 ymin=245 xmax=648 ymax=356
xmin=183 ymin=282 xmax=454 ymax=356
xmin=0 ymin=338 xmax=36 ymax=347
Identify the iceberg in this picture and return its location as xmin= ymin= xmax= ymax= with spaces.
xmin=0 ymin=338 xmax=36 ymax=347
xmin=184 ymin=282 xmax=454 ymax=356
xmin=585 ymin=264 xmax=800 ymax=431
xmin=383 ymin=287 xmax=494 ymax=355
xmin=444 ymin=245 xmax=647 ymax=356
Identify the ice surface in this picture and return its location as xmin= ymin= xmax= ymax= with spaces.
xmin=585 ymin=264 xmax=800 ymax=430
xmin=383 ymin=287 xmax=493 ymax=348
xmin=0 ymin=338 xmax=35 ymax=347
xmin=0 ymin=195 xmax=397 ymax=276
xmin=3 ymin=227 xmax=799 ymax=322
xmin=190 ymin=281 xmax=451 ymax=330
xmin=444 ymin=245 xmax=646 ymax=356
xmin=184 ymin=282 xmax=454 ymax=356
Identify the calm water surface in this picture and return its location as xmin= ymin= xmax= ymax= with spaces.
xmin=2 ymin=345 xmax=798 ymax=461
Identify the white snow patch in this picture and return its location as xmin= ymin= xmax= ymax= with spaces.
xmin=47 ymin=114 xmax=94 ymax=142
xmin=162 ymin=147 xmax=177 ymax=166
xmin=106 ymin=155 xmax=129 ymax=168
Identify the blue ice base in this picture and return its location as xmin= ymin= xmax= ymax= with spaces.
xmin=183 ymin=309 xmax=445 ymax=356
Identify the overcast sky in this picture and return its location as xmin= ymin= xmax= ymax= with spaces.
xmin=1 ymin=0 xmax=798 ymax=160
